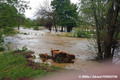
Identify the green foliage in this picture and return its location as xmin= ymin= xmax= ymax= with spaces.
xmin=0 ymin=3 xmax=18 ymax=29
xmin=72 ymin=28 xmax=92 ymax=38
xmin=0 ymin=47 xmax=5 ymax=52
xmin=0 ymin=31 xmax=12 ymax=51
xmin=79 ymin=0 xmax=120 ymax=60
xmin=3 ymin=28 xmax=19 ymax=36
xmin=33 ymin=26 xmax=39 ymax=30
xmin=0 ymin=31 xmax=11 ymax=51
xmin=5 ymin=42 xmax=11 ymax=51
xmin=34 ymin=17 xmax=46 ymax=27
xmin=20 ymin=32 xmax=29 ymax=35
xmin=24 ymin=18 xmax=35 ymax=28
xmin=0 ymin=31 xmax=5 ymax=52
xmin=0 ymin=50 xmax=60 ymax=80
xmin=118 ymin=33 xmax=120 ymax=40
xmin=51 ymin=0 xmax=78 ymax=32
xmin=0 ymin=31 xmax=4 ymax=43
xmin=0 ymin=51 xmax=47 ymax=80
xmin=0 ymin=0 xmax=29 ymax=52
xmin=0 ymin=0 xmax=29 ymax=29
xmin=22 ymin=45 xmax=28 ymax=51
xmin=79 ymin=0 xmax=107 ymax=26
xmin=16 ymin=14 xmax=26 ymax=27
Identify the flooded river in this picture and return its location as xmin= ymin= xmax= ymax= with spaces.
xmin=5 ymin=27 xmax=103 ymax=71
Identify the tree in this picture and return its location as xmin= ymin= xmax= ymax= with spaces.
xmin=51 ymin=0 xmax=78 ymax=32
xmin=35 ymin=0 xmax=58 ymax=32
xmin=0 ymin=3 xmax=18 ymax=30
xmin=0 ymin=0 xmax=29 ymax=49
xmin=80 ymin=0 xmax=120 ymax=61
xmin=24 ymin=18 xmax=35 ymax=28
xmin=15 ymin=0 xmax=30 ymax=30
xmin=0 ymin=0 xmax=29 ymax=30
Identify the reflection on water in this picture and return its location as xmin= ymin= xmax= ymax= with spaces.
xmin=5 ymin=27 xmax=102 ymax=70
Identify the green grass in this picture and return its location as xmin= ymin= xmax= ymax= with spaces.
xmin=0 ymin=50 xmax=59 ymax=80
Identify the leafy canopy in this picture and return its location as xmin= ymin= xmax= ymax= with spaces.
xmin=51 ymin=0 xmax=78 ymax=28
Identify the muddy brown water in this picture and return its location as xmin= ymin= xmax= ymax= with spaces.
xmin=5 ymin=27 xmax=103 ymax=71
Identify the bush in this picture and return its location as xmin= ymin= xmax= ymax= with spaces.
xmin=72 ymin=29 xmax=92 ymax=38
xmin=0 ymin=47 xmax=5 ymax=52
xmin=33 ymin=26 xmax=39 ymax=30
xmin=0 ymin=31 xmax=4 ymax=42
xmin=22 ymin=45 xmax=28 ymax=51
xmin=118 ymin=33 xmax=120 ymax=40
xmin=0 ymin=32 xmax=5 ymax=52
xmin=3 ymin=28 xmax=19 ymax=36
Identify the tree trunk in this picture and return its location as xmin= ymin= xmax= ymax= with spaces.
xmin=91 ymin=0 xmax=103 ymax=59
xmin=67 ymin=26 xmax=72 ymax=32
xmin=18 ymin=24 xmax=20 ymax=30
xmin=104 ymin=45 xmax=112 ymax=60
xmin=61 ymin=26 xmax=63 ymax=32
xmin=103 ymin=0 xmax=120 ymax=61
xmin=55 ymin=25 xmax=57 ymax=32
xmin=53 ymin=21 xmax=57 ymax=32
xmin=104 ymin=34 xmax=112 ymax=60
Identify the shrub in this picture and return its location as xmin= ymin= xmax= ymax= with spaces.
xmin=118 ymin=33 xmax=120 ymax=40
xmin=22 ymin=45 xmax=28 ymax=51
xmin=0 ymin=47 xmax=5 ymax=52
xmin=33 ymin=26 xmax=39 ymax=30
xmin=3 ymin=28 xmax=19 ymax=36
xmin=72 ymin=29 xmax=92 ymax=38
xmin=0 ymin=31 xmax=4 ymax=42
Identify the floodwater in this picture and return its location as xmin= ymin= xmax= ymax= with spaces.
xmin=5 ymin=27 xmax=103 ymax=71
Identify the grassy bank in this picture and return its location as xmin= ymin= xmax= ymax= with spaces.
xmin=0 ymin=50 xmax=59 ymax=80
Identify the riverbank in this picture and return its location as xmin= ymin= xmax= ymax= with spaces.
xmin=0 ymin=50 xmax=60 ymax=80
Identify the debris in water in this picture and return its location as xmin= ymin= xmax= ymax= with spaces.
xmin=39 ymin=49 xmax=75 ymax=63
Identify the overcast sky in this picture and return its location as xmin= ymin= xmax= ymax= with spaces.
xmin=24 ymin=0 xmax=79 ymax=19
